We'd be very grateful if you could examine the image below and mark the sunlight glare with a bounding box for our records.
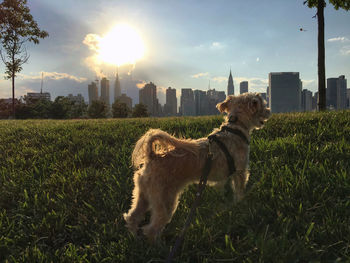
[98,24,145,66]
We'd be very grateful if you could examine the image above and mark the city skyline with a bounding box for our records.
[0,0,350,104]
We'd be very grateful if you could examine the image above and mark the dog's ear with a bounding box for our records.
[217,96,233,113]
[248,97,259,113]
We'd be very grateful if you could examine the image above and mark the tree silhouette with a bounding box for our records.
[88,100,108,118]
[112,100,130,118]
[132,103,149,118]
[0,0,48,118]
[304,0,350,111]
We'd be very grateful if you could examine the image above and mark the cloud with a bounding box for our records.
[191,72,209,79]
[340,45,350,55]
[194,42,226,51]
[210,42,225,49]
[327,37,349,43]
[83,34,101,52]
[18,72,87,83]
[136,81,147,89]
[256,57,260,62]
[211,76,227,83]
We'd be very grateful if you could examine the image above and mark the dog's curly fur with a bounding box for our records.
[123,93,271,241]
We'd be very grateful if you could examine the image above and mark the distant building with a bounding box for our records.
[100,77,110,106]
[114,72,121,101]
[88,81,98,105]
[347,89,350,109]
[67,94,85,104]
[327,75,347,110]
[207,89,226,115]
[164,87,177,116]
[301,89,313,112]
[139,82,158,116]
[268,72,302,113]
[26,92,51,102]
[227,70,234,95]
[194,90,208,116]
[116,93,132,110]
[266,86,270,106]
[312,91,319,111]
[260,93,267,102]
[180,88,195,116]
[240,81,248,94]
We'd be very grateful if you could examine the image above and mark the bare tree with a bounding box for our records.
[0,0,48,118]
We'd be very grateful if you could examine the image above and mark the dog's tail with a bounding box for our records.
[132,129,199,169]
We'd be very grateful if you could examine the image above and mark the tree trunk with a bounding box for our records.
[317,0,326,111]
[12,74,15,118]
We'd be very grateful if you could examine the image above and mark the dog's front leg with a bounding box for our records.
[232,170,249,202]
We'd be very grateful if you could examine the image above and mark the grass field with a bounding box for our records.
[0,111,350,262]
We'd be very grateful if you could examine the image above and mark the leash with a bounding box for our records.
[165,124,249,262]
[165,152,213,263]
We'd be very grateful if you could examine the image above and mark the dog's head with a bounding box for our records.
[217,93,271,129]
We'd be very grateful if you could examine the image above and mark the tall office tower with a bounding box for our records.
[207,89,226,115]
[117,93,132,110]
[164,87,177,116]
[268,72,302,113]
[227,70,234,95]
[100,77,110,105]
[327,75,347,110]
[180,88,195,116]
[302,89,313,112]
[312,91,319,111]
[266,86,270,105]
[194,90,209,116]
[240,81,248,94]
[88,81,98,105]
[139,82,158,116]
[347,89,350,108]
[114,72,121,101]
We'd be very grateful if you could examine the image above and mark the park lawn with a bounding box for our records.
[0,111,349,262]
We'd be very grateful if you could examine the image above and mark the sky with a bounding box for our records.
[0,0,349,105]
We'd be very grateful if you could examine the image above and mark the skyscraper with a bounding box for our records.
[88,81,98,105]
[139,82,158,116]
[268,72,302,113]
[227,70,234,95]
[207,89,226,115]
[180,88,195,116]
[117,93,132,110]
[327,75,347,110]
[194,90,208,116]
[100,77,110,105]
[164,87,177,116]
[240,81,248,94]
[302,89,313,111]
[114,72,121,101]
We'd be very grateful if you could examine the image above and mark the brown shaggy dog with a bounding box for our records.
[124,93,271,241]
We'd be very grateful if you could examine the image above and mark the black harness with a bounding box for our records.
[208,125,249,175]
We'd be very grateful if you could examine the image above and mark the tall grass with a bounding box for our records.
[0,111,349,262]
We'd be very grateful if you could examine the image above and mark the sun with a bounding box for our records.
[97,24,145,66]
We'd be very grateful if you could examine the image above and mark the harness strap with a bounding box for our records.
[208,134,236,175]
[220,126,250,144]
[208,126,249,176]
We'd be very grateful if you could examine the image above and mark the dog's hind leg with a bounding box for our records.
[142,191,179,242]
[123,172,149,235]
